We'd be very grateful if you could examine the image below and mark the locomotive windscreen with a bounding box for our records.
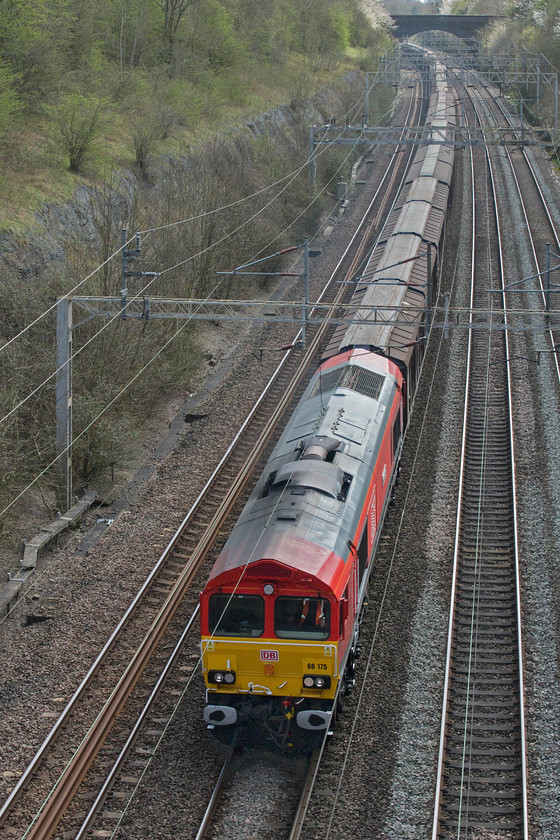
[209,594,264,637]
[274,597,331,640]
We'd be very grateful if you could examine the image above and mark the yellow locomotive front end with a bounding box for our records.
[203,637,338,698]
[201,591,343,747]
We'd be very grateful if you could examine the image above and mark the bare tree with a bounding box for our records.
[153,0,198,47]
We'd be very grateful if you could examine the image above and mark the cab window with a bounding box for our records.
[209,594,264,637]
[274,596,331,640]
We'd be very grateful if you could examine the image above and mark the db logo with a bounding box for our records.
[260,650,279,661]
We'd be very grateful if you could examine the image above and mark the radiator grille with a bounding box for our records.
[310,365,385,401]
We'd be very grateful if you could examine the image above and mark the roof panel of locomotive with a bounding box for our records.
[206,355,399,585]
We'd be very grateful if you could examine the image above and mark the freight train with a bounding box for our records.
[199,56,455,748]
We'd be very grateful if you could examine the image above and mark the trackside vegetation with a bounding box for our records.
[0,0,395,561]
[0,0,390,216]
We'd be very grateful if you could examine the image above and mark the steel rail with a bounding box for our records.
[478,86,528,840]
[22,541,207,840]
[288,748,325,840]
[193,747,237,840]
[74,606,200,839]
[487,90,560,382]
[431,78,477,840]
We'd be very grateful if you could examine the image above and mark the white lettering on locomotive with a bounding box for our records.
[369,485,377,545]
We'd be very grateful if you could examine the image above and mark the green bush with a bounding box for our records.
[56,94,107,173]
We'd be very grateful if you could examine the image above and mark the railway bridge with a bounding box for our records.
[390,14,500,40]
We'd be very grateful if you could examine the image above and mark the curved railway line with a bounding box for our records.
[0,71,428,840]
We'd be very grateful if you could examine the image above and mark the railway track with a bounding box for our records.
[432,74,528,840]
[0,72,429,840]
[193,744,323,840]
[480,84,560,381]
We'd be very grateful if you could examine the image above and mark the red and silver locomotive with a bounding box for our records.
[200,350,404,746]
[199,56,455,747]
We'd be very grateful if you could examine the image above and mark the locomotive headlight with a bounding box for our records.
[302,674,331,690]
[209,670,236,685]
